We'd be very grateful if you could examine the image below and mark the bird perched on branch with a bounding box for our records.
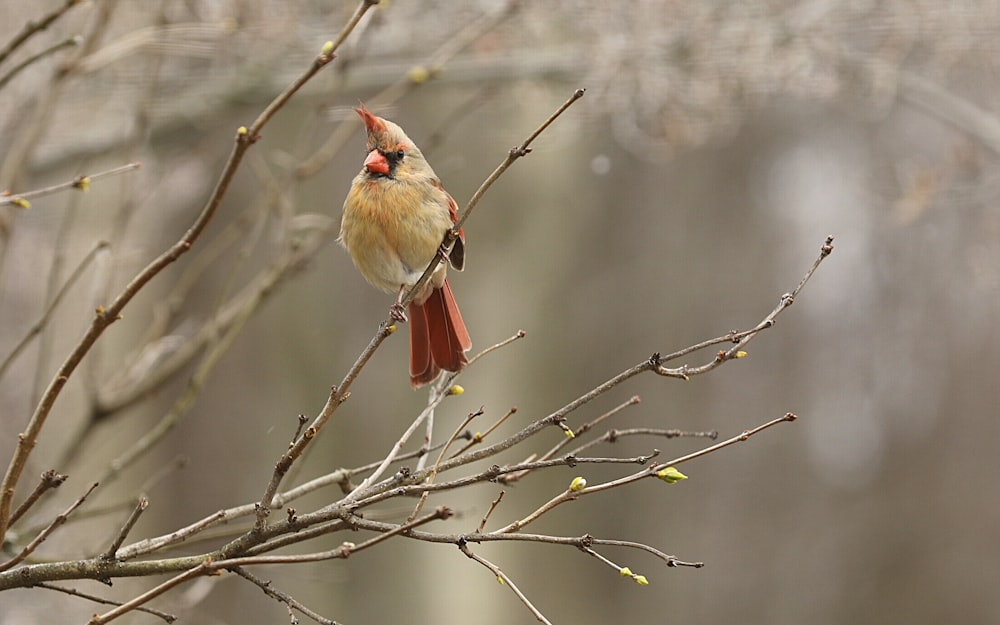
[340,103,471,388]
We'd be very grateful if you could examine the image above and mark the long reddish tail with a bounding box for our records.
[408,278,471,388]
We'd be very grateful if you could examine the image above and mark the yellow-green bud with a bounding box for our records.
[569,476,587,492]
[655,466,688,484]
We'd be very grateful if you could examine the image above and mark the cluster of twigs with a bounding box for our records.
[0,1,835,623]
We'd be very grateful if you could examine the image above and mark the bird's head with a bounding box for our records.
[354,103,430,180]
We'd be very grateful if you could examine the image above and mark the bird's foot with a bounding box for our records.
[389,303,408,323]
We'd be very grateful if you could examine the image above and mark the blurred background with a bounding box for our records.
[1,1,998,623]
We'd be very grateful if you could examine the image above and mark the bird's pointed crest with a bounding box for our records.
[354,102,386,133]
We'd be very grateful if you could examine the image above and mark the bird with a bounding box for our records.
[340,103,471,388]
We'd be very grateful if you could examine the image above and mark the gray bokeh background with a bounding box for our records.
[1,2,998,623]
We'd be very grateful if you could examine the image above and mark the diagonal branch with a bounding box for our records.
[0,16,355,543]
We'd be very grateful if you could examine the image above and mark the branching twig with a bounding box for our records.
[0,34,81,91]
[493,413,797,534]
[477,491,505,533]
[0,241,108,381]
[0,482,97,572]
[566,427,718,458]
[86,560,211,625]
[33,582,176,623]
[408,407,484,521]
[101,496,148,561]
[397,89,587,316]
[231,567,336,625]
[458,541,553,625]
[1,162,140,208]
[8,469,67,527]
[0,28,346,543]
[451,405,518,458]
[0,0,84,68]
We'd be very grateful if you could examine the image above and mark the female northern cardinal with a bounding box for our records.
[340,104,471,388]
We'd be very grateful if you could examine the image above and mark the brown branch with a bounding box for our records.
[32,582,176,623]
[451,405,518,458]
[0,240,108,381]
[457,540,553,625]
[653,235,835,379]
[0,482,97,573]
[492,413,796,534]
[397,88,587,315]
[294,0,519,179]
[0,34,81,91]
[86,560,211,625]
[231,567,337,625]
[569,413,799,503]
[477,491,505,533]
[466,329,527,367]
[0,0,84,68]
[566,427,718,458]
[7,469,67,527]
[408,407,484,521]
[0,29,345,543]
[0,162,140,207]
[101,496,148,561]
[500,395,642,484]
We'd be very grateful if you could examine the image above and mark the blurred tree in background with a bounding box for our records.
[1,1,998,623]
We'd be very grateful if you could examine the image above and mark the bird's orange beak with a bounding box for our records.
[364,149,390,175]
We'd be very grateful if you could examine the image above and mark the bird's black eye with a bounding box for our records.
[394,149,405,161]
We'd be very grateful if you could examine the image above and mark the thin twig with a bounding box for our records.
[33,582,177,623]
[340,390,450,505]
[492,413,797,534]
[458,541,553,625]
[654,235,835,378]
[409,407,484,521]
[220,507,453,569]
[345,453,661,511]
[0,162,140,207]
[8,469,67,527]
[398,89,586,315]
[294,0,519,178]
[101,496,148,561]
[0,240,108,380]
[0,35,81,91]
[451,405,518,458]
[466,329,527,367]
[565,427,717,459]
[0,30,346,543]
[501,395,641,483]
[572,413,800,502]
[87,560,211,625]
[477,491,505,533]
[0,482,97,572]
[0,0,84,67]
[230,567,337,625]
